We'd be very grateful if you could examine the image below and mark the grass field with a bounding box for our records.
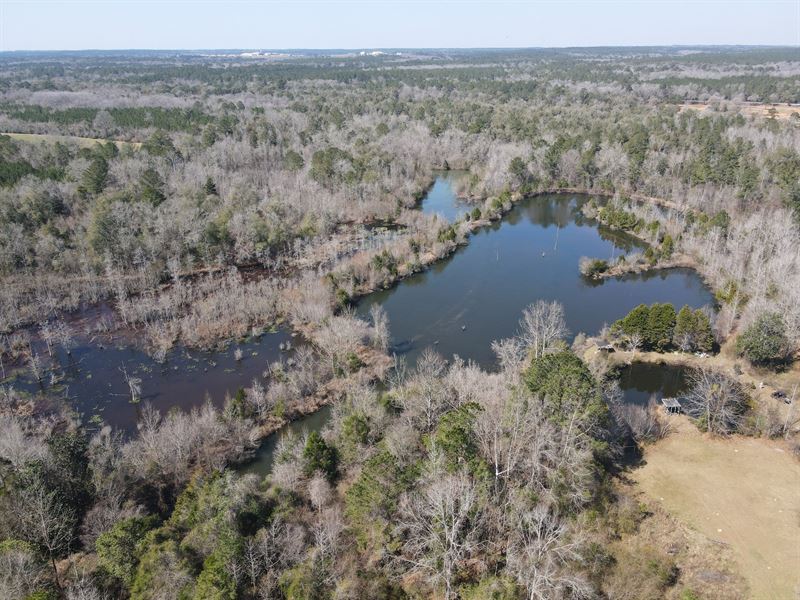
[2,131,141,150]
[633,417,800,599]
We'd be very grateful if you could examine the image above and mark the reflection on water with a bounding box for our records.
[360,185,714,369]
[617,362,692,406]
[7,175,714,477]
[242,178,711,476]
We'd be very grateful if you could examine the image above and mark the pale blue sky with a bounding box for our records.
[1,0,798,51]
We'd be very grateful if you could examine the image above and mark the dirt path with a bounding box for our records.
[633,418,800,599]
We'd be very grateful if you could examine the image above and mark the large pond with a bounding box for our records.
[240,177,712,474]
[359,179,714,369]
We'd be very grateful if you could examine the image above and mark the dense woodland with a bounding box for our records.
[0,47,798,599]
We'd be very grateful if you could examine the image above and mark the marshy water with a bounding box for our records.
[5,174,711,468]
[10,328,296,433]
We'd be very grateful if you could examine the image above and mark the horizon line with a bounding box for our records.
[2,44,797,54]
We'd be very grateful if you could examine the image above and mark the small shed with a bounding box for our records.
[661,398,682,414]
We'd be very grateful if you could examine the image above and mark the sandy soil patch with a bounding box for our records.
[633,418,800,599]
[2,131,141,149]
[680,102,800,122]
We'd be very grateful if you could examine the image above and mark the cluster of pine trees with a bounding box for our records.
[612,303,714,353]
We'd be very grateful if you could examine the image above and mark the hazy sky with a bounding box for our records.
[1,0,798,51]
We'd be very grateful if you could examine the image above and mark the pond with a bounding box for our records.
[3,174,714,472]
[616,361,693,406]
[359,178,715,369]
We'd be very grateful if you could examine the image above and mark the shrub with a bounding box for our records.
[736,312,790,366]
[660,234,674,259]
[303,431,339,481]
[579,257,609,278]
[96,515,159,586]
[437,225,457,243]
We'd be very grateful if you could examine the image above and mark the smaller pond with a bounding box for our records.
[617,361,693,406]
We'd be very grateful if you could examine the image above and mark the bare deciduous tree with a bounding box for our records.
[120,367,142,403]
[397,348,451,433]
[0,540,47,600]
[307,473,332,512]
[684,368,748,435]
[11,484,75,592]
[627,332,644,355]
[518,300,569,359]
[369,304,390,352]
[507,506,592,600]
[396,457,482,600]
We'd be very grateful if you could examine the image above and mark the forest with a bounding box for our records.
[0,46,798,600]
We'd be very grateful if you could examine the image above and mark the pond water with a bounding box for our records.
[8,329,296,434]
[616,361,693,406]
[359,181,715,369]
[241,178,713,475]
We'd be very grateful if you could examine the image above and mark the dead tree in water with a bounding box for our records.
[121,367,142,403]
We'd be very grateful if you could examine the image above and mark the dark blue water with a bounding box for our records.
[617,362,692,406]
[238,178,713,475]
[359,188,714,368]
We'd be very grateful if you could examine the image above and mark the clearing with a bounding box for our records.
[680,102,800,122]
[1,131,141,150]
[633,417,800,599]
